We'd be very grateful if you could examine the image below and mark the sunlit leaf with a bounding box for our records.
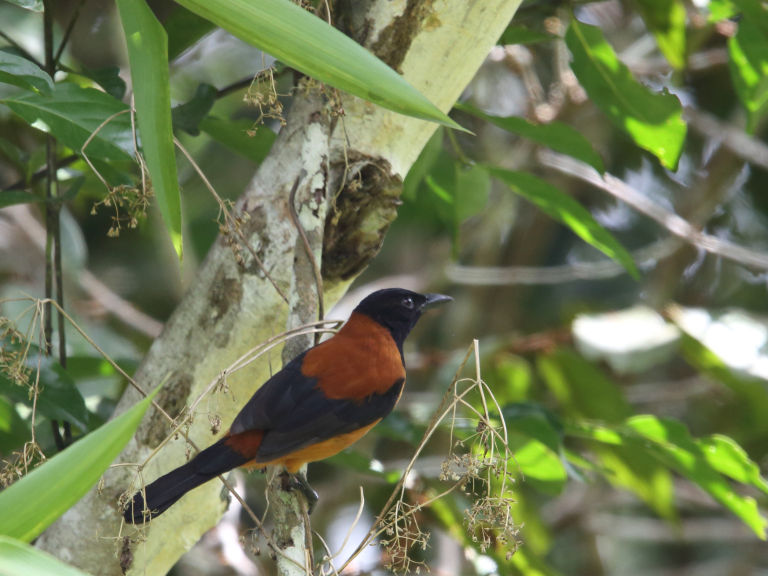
[566,18,687,169]
[116,0,183,262]
[0,51,53,96]
[487,168,639,278]
[2,83,133,162]
[0,386,161,542]
[165,6,217,61]
[709,0,738,21]
[0,350,88,431]
[457,102,605,173]
[508,433,567,495]
[172,84,217,136]
[728,15,768,133]
[501,402,563,455]
[626,416,768,539]
[636,0,687,70]
[199,117,276,164]
[0,536,91,576]
[537,348,633,423]
[174,0,463,130]
[698,435,768,496]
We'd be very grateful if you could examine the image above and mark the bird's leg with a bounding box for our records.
[293,471,319,515]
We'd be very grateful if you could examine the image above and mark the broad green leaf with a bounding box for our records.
[75,65,127,101]
[595,443,677,521]
[537,348,632,423]
[508,433,567,495]
[498,25,556,46]
[626,416,768,539]
[501,402,563,455]
[2,83,133,162]
[0,351,88,431]
[0,191,43,208]
[636,0,687,70]
[199,117,276,164]
[116,0,183,262]
[566,18,686,169]
[487,168,639,278]
[172,84,217,136]
[0,52,53,96]
[402,126,443,200]
[709,0,738,21]
[165,6,218,61]
[0,536,91,576]
[458,102,605,173]
[174,0,463,130]
[0,396,30,455]
[491,354,532,404]
[728,16,768,133]
[455,163,491,223]
[4,0,42,11]
[0,385,161,542]
[698,435,768,496]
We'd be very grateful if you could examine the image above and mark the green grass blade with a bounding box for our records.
[0,536,91,576]
[487,167,639,278]
[175,0,463,130]
[116,0,183,262]
[0,386,161,542]
[566,18,687,170]
[458,102,605,173]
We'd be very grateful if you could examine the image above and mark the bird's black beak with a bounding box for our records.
[420,293,453,311]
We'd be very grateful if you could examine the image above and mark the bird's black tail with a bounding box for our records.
[123,436,250,524]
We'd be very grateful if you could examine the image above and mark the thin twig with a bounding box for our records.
[53,0,87,67]
[539,150,768,271]
[0,29,44,69]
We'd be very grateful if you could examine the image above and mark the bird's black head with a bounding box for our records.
[354,288,452,349]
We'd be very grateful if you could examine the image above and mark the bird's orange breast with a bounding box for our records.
[301,312,405,400]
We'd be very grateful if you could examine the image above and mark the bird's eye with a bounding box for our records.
[403,297,414,309]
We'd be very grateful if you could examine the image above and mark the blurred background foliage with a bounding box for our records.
[2,0,768,575]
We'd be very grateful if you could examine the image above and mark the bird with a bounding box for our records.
[123,288,452,523]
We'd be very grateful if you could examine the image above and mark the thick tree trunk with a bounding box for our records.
[35,1,521,574]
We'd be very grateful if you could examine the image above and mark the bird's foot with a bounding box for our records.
[279,470,318,515]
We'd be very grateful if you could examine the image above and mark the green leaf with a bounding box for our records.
[709,0,738,22]
[458,102,605,173]
[595,443,677,521]
[116,0,183,262]
[0,397,30,456]
[172,84,217,136]
[626,415,767,539]
[698,435,768,496]
[165,6,218,61]
[0,136,27,171]
[76,65,127,101]
[402,126,443,201]
[728,15,768,133]
[325,450,399,483]
[0,191,43,208]
[498,25,556,46]
[487,168,639,278]
[199,117,276,164]
[2,83,133,162]
[566,18,687,169]
[174,0,463,130]
[455,163,491,223]
[635,0,687,70]
[501,402,563,455]
[0,536,91,576]
[0,52,53,96]
[508,433,567,495]
[0,385,161,542]
[537,348,632,423]
[0,351,89,432]
[4,0,42,11]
